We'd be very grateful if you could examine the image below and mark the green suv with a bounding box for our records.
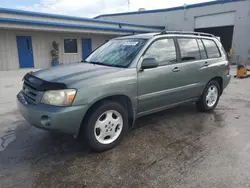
[17,31,231,151]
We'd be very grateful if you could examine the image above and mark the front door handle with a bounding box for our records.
[172,67,180,72]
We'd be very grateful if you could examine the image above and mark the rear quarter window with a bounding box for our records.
[220,44,228,60]
[202,39,221,59]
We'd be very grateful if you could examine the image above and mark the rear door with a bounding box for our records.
[175,37,205,99]
[202,39,224,80]
[195,39,217,93]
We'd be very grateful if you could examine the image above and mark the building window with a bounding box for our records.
[202,39,221,58]
[144,38,177,65]
[177,38,201,62]
[64,38,78,53]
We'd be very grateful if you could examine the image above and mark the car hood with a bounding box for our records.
[32,63,124,85]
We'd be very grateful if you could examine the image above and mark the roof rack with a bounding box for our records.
[157,31,215,37]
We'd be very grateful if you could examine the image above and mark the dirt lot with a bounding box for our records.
[1,68,250,188]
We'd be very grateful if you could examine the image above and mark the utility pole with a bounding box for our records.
[127,0,130,11]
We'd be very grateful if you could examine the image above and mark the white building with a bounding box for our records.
[0,8,164,71]
[2,0,249,71]
[95,0,250,65]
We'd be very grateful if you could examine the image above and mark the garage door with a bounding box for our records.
[195,12,235,29]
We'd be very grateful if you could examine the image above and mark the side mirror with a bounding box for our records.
[141,58,158,70]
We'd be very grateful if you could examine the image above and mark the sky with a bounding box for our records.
[0,0,214,18]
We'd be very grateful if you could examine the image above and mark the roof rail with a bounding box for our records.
[157,31,215,37]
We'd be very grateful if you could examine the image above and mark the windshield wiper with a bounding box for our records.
[83,60,125,68]
[83,60,106,66]
[109,64,125,68]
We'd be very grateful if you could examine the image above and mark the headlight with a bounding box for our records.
[41,89,77,106]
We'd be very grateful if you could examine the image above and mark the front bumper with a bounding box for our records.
[17,92,88,136]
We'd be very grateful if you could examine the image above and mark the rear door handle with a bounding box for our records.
[172,67,180,72]
[204,62,209,67]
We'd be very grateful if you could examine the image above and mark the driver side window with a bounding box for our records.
[144,38,177,66]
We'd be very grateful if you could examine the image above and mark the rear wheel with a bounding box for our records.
[83,101,128,152]
[196,80,220,112]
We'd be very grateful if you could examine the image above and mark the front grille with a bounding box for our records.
[23,80,38,104]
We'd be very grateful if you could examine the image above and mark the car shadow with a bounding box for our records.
[0,103,213,159]
[134,103,199,128]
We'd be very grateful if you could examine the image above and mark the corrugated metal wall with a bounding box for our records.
[0,29,115,71]
[97,0,250,64]
[0,30,19,70]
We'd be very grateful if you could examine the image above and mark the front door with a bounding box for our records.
[82,38,92,60]
[16,36,34,68]
[138,38,183,114]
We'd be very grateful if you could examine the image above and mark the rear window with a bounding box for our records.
[177,38,201,62]
[202,39,221,58]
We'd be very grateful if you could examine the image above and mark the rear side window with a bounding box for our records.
[202,39,221,58]
[144,38,177,65]
[197,39,207,59]
[177,38,201,62]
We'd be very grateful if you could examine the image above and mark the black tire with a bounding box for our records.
[196,80,221,112]
[83,101,128,152]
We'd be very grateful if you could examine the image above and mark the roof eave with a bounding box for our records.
[0,7,165,30]
[0,17,157,34]
[94,0,241,18]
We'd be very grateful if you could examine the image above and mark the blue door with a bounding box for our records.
[82,38,92,60]
[16,36,34,68]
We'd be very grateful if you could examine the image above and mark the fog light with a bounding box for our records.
[41,115,51,126]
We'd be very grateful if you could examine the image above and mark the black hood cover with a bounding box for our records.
[23,72,67,91]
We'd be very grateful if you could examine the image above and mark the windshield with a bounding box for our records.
[84,39,147,68]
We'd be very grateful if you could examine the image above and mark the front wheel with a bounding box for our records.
[83,101,128,152]
[196,80,220,112]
